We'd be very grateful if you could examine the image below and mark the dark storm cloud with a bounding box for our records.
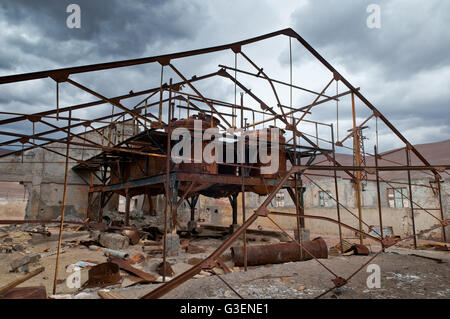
[0,0,448,151]
[282,0,450,147]
[288,0,450,78]
[0,0,205,69]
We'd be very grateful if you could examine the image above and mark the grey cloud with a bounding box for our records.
[289,0,450,78]
[0,0,205,70]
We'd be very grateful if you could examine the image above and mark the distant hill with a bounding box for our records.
[304,139,450,181]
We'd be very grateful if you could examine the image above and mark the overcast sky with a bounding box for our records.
[0,0,448,155]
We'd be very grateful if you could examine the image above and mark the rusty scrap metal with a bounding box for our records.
[109,257,156,282]
[86,262,121,287]
[0,286,47,299]
[231,238,328,267]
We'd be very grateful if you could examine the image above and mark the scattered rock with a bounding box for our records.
[12,244,24,252]
[10,254,41,272]
[0,246,12,254]
[187,257,203,265]
[297,285,306,291]
[98,232,129,250]
[186,244,206,254]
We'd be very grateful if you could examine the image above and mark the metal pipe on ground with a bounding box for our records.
[231,237,328,267]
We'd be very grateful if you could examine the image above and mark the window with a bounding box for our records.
[387,187,409,208]
[319,191,331,207]
[274,192,285,207]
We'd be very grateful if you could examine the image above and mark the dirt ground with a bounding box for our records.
[0,225,449,299]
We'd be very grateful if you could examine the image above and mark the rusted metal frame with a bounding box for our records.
[302,173,377,234]
[39,118,103,149]
[132,90,159,111]
[239,51,288,122]
[336,113,375,146]
[141,212,260,299]
[292,130,358,181]
[175,182,196,210]
[27,139,80,163]
[290,45,305,252]
[287,29,441,179]
[174,88,282,116]
[269,211,382,243]
[249,88,356,130]
[315,249,383,299]
[0,111,112,124]
[219,69,282,125]
[405,148,417,249]
[162,79,174,282]
[0,97,172,157]
[436,178,447,242]
[124,189,131,226]
[300,130,335,146]
[0,29,294,85]
[293,128,305,250]
[331,124,344,251]
[297,165,450,171]
[351,92,364,245]
[88,123,115,146]
[0,78,171,126]
[0,130,167,159]
[266,215,340,278]
[374,146,384,245]
[239,93,248,271]
[210,269,244,299]
[294,77,335,127]
[96,191,104,223]
[66,78,153,127]
[218,64,337,100]
[169,63,232,128]
[142,168,295,299]
[364,169,443,223]
[52,110,72,295]
[174,104,236,118]
[172,91,250,116]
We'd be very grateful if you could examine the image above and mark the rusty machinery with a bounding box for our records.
[0,28,448,298]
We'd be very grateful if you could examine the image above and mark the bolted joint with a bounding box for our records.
[382,236,400,248]
[255,207,269,217]
[49,71,69,83]
[332,277,347,288]
[200,258,216,270]
[441,220,450,227]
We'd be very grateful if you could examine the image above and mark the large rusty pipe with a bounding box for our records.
[231,237,328,267]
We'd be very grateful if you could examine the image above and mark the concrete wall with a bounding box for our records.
[166,176,449,241]
[0,122,138,221]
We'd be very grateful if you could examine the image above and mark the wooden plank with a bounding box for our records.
[98,290,126,299]
[0,267,45,296]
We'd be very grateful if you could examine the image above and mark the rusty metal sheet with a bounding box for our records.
[109,257,156,282]
[87,262,121,287]
[0,286,47,299]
